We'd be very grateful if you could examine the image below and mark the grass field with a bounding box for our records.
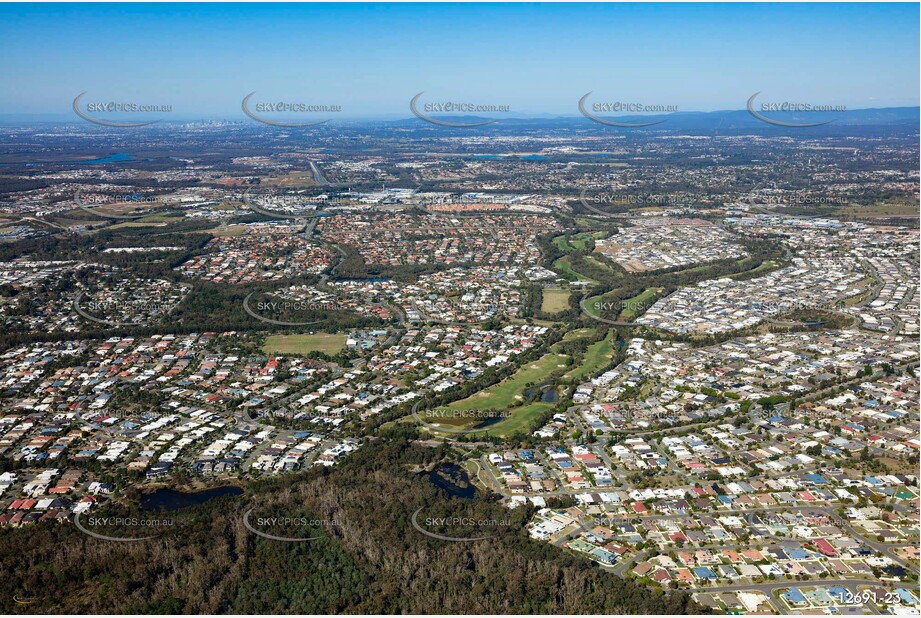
[108,215,183,229]
[206,224,247,237]
[481,401,554,436]
[262,333,346,356]
[416,326,632,437]
[582,289,622,318]
[582,293,603,318]
[840,276,877,307]
[563,327,594,341]
[541,288,571,313]
[260,171,317,188]
[445,352,570,412]
[836,201,918,218]
[727,259,779,280]
[671,256,758,278]
[565,330,615,381]
[509,317,557,327]
[584,254,617,272]
[618,288,663,320]
[552,236,571,252]
[85,202,165,218]
[569,231,607,250]
[553,231,607,253]
[419,400,555,438]
[552,257,595,282]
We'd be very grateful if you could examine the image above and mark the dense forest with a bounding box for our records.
[0,439,703,614]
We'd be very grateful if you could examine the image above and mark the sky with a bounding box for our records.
[1,3,918,119]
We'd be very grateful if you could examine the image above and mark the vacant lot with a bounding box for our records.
[206,224,248,237]
[262,333,346,356]
[541,288,571,313]
[836,200,918,218]
[260,171,318,188]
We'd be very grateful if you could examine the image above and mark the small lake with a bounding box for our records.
[141,486,243,511]
[428,463,477,499]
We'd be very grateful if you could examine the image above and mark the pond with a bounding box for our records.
[428,463,477,500]
[523,384,559,403]
[141,486,244,512]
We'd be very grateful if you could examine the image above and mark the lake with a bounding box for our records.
[85,152,134,164]
[0,152,135,167]
[141,486,244,511]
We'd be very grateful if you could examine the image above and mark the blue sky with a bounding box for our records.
[1,3,918,118]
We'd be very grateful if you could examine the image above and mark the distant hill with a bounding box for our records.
[0,106,917,133]
[379,106,920,134]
